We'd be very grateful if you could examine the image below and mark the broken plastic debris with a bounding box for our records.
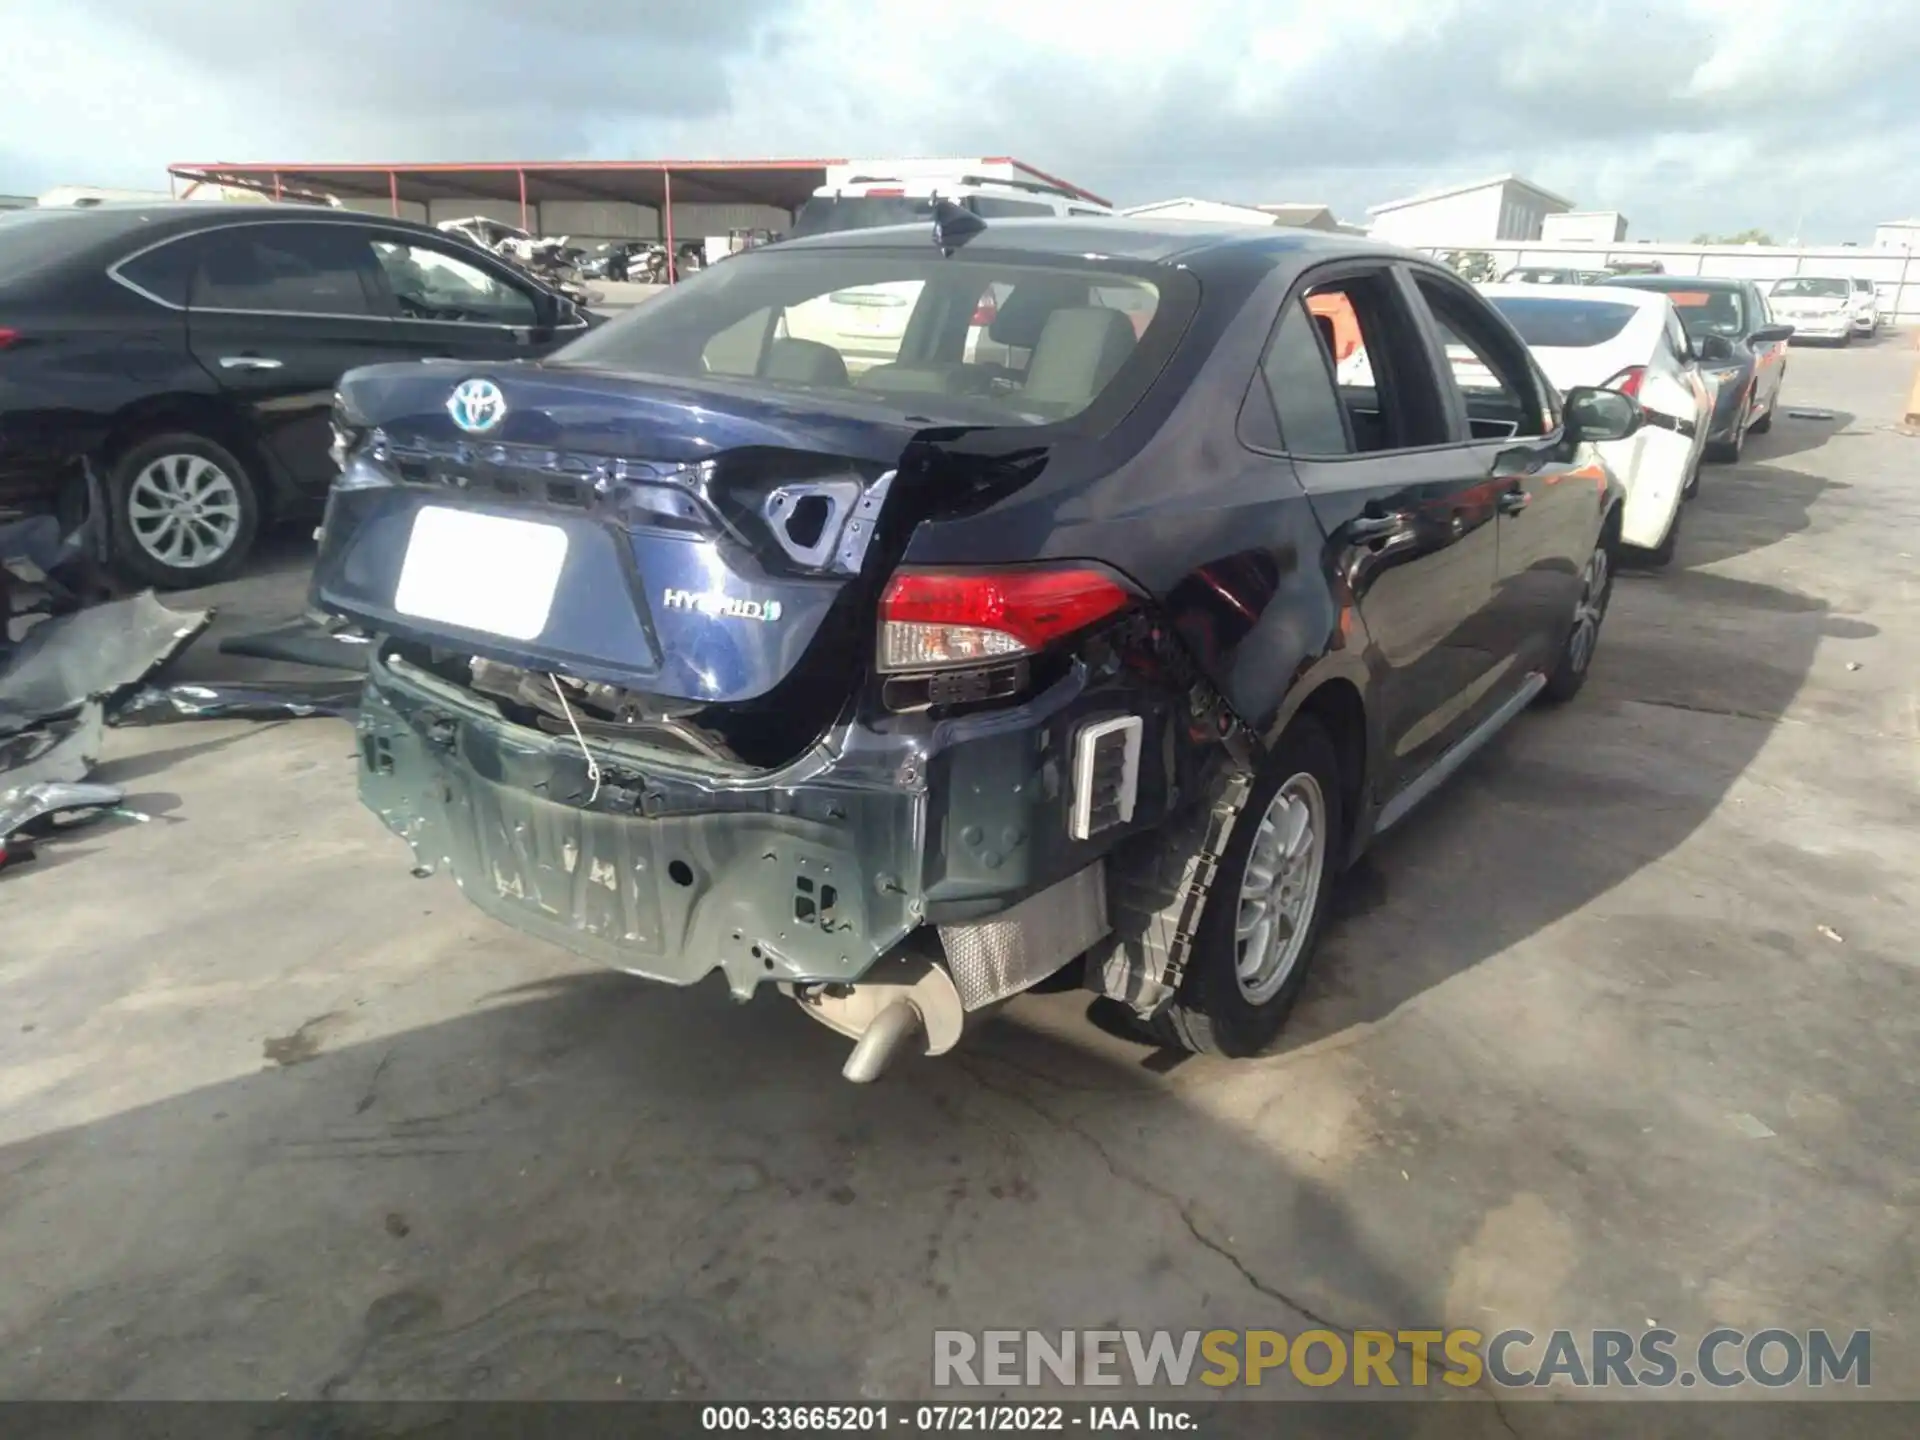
[1785,408,1834,421]
[0,592,211,737]
[1817,924,1844,944]
[107,679,362,726]
[0,780,127,845]
[1729,1112,1777,1140]
[1845,662,1862,672]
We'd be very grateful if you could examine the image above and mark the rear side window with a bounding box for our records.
[1255,300,1351,455]
[1852,278,1874,293]
[1486,297,1638,348]
[188,224,374,315]
[116,240,199,307]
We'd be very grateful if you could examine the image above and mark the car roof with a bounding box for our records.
[771,215,1405,267]
[1481,282,1663,307]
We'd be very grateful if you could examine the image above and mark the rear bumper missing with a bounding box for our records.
[355,648,1172,997]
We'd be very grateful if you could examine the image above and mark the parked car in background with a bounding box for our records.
[783,173,1113,372]
[1848,277,1881,335]
[1602,275,1792,462]
[1482,284,1712,563]
[313,218,1642,1076]
[1767,276,1855,345]
[0,204,590,583]
[1502,266,1596,286]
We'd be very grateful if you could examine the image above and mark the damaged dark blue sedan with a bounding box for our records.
[312,215,1641,1079]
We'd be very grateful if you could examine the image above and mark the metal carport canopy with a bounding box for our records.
[164,158,1109,222]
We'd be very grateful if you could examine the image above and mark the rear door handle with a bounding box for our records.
[218,355,284,371]
[1497,488,1531,515]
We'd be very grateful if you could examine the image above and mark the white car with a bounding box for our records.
[1482,284,1715,565]
[1847,277,1881,335]
[781,174,1112,374]
[1767,276,1854,344]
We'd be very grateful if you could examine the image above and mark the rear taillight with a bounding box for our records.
[970,294,998,327]
[0,327,20,350]
[866,187,906,197]
[878,566,1136,672]
[1604,365,1647,400]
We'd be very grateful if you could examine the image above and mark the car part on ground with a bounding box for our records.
[0,701,102,789]
[108,678,363,726]
[0,779,130,872]
[315,216,1630,1078]
[0,591,210,737]
[217,616,373,672]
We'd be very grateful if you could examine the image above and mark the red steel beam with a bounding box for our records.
[663,167,676,283]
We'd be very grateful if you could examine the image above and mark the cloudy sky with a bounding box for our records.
[2,0,1915,242]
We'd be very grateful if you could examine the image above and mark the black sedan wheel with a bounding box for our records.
[107,432,261,588]
[1541,537,1614,703]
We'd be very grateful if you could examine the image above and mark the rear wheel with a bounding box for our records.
[106,432,260,588]
[1152,717,1344,1057]
[1749,402,1773,436]
[1541,533,1614,703]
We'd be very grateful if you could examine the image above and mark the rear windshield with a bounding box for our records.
[0,206,157,283]
[1770,277,1849,299]
[548,247,1192,430]
[1489,296,1638,347]
[789,197,938,238]
[1609,280,1747,337]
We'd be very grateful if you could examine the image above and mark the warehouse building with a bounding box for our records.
[1366,174,1573,246]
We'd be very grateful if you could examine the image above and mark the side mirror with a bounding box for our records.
[1748,323,1793,346]
[1698,333,1735,362]
[1563,386,1642,444]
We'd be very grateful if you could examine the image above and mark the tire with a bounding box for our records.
[106,432,260,588]
[1540,530,1615,704]
[1681,446,1703,499]
[1749,403,1773,436]
[1706,400,1747,464]
[1151,717,1345,1057]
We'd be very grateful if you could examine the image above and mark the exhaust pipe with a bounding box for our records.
[841,999,924,1084]
[786,944,966,1083]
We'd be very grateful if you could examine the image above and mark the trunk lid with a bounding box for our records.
[313,360,930,704]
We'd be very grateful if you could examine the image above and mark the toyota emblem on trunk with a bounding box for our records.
[447,378,506,434]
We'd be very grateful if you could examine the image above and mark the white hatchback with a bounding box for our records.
[1483,284,1716,564]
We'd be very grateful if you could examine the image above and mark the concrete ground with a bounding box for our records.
[1,336,1916,1420]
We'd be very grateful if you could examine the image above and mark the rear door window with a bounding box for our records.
[1241,267,1448,456]
[187,224,376,315]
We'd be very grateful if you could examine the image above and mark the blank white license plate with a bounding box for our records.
[393,507,568,641]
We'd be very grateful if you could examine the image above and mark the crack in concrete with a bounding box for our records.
[955,1051,1527,1416]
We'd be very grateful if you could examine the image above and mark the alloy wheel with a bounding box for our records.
[126,454,243,571]
[1234,773,1328,1004]
[1567,544,1611,675]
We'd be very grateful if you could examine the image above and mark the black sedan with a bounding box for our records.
[312,217,1640,1074]
[0,203,590,584]
[1602,274,1793,462]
